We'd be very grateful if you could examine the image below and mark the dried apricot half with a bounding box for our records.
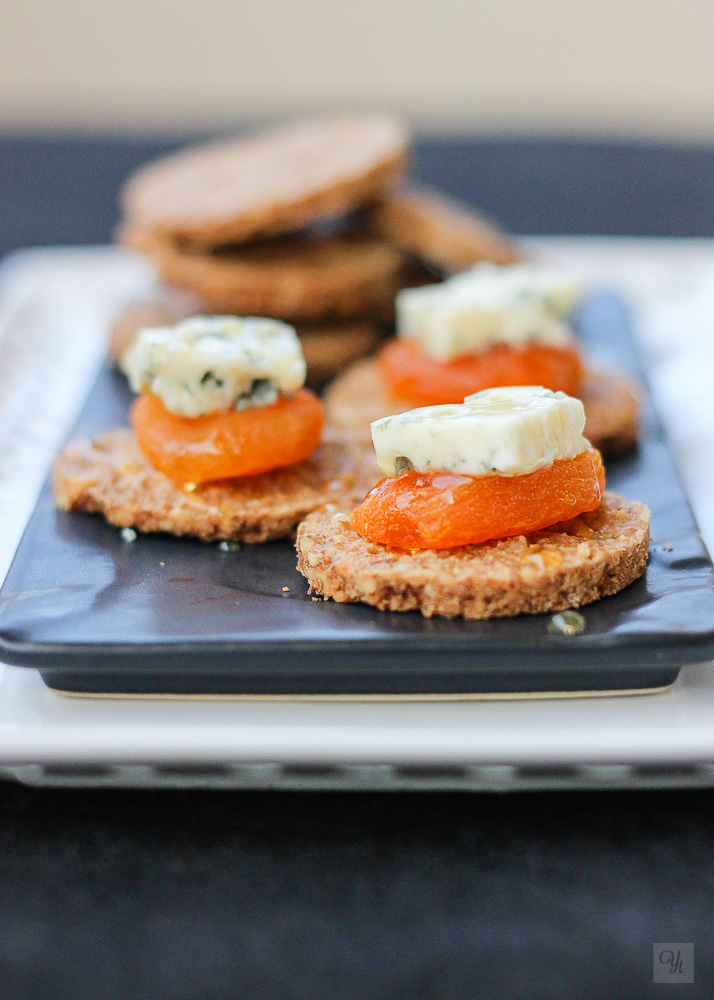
[352,447,605,550]
[379,338,584,405]
[132,389,325,484]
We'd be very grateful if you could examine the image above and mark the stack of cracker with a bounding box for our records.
[112,114,522,382]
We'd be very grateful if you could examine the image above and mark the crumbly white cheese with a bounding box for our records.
[122,316,306,417]
[396,262,583,362]
[371,386,588,477]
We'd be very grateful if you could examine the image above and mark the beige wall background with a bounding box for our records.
[2,0,714,137]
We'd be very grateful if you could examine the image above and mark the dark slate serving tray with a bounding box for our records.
[1,292,713,696]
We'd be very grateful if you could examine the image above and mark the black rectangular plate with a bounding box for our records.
[1,292,714,695]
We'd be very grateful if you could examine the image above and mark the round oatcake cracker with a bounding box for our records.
[54,428,381,544]
[296,494,650,619]
[120,115,409,249]
[324,357,639,457]
[119,227,407,322]
[371,186,523,271]
[109,291,382,384]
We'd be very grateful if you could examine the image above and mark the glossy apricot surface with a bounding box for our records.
[351,448,605,550]
[379,339,584,405]
[132,389,325,484]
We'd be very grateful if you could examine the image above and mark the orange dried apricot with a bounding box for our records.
[379,339,584,405]
[132,389,325,484]
[352,447,605,550]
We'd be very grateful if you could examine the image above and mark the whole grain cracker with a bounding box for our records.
[296,494,649,619]
[371,186,523,271]
[119,226,406,322]
[121,115,409,249]
[54,428,380,544]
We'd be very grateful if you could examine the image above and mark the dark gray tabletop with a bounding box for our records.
[1,132,713,999]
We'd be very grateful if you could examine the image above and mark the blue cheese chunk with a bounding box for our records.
[122,316,306,417]
[396,262,583,362]
[371,386,588,477]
